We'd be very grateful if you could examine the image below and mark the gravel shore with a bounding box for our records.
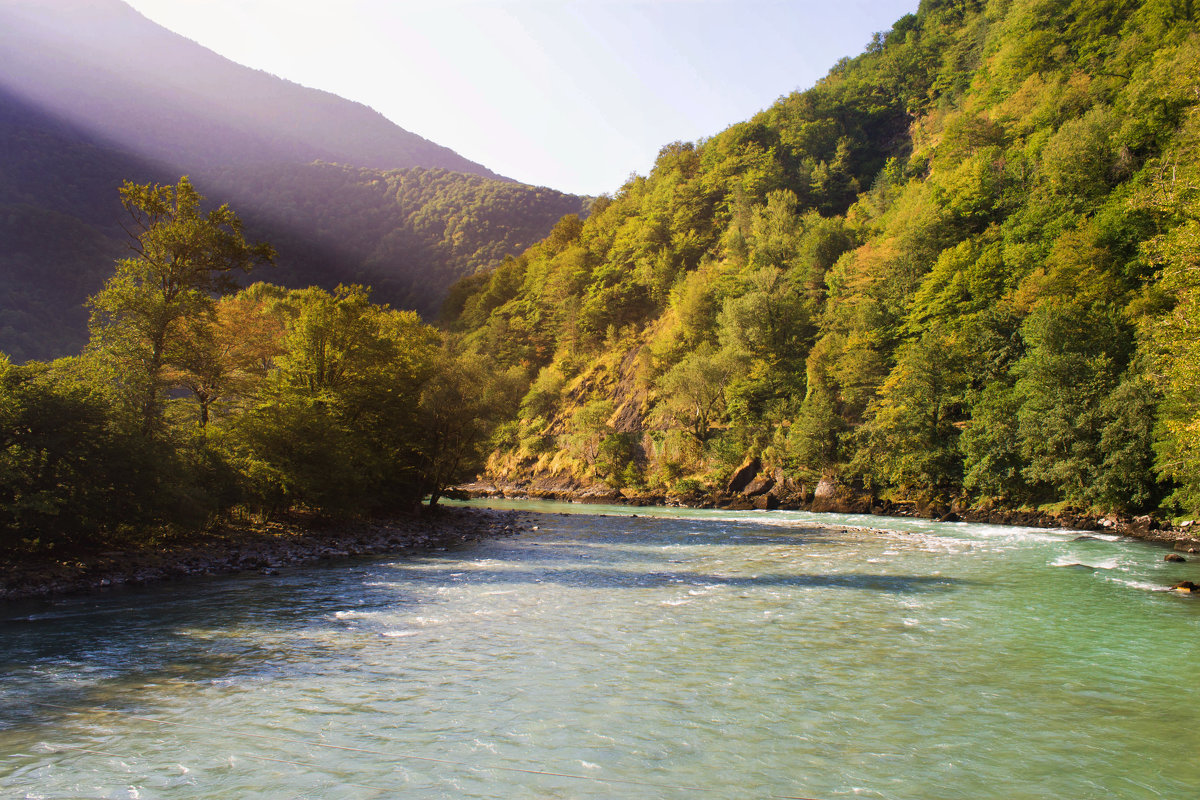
[0,507,529,602]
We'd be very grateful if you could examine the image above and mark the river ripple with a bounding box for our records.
[2,500,1199,799]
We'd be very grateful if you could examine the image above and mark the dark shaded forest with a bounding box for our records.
[2,178,522,553]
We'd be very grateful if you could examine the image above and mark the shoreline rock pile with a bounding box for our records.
[460,476,1200,550]
[0,507,529,602]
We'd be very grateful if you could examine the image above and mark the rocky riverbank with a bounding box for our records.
[461,467,1200,553]
[0,507,529,602]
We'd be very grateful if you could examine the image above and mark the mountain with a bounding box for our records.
[0,0,585,361]
[207,162,587,316]
[0,0,503,179]
[445,0,1200,516]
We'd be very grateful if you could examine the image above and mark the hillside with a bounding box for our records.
[446,0,1200,517]
[0,0,585,361]
[209,162,587,316]
[0,0,501,178]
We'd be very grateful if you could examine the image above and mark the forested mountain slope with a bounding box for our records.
[0,0,585,361]
[214,163,586,316]
[446,0,1200,516]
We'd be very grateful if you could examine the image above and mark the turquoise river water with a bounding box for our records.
[2,500,1199,799]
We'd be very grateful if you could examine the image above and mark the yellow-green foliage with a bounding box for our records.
[3,181,523,549]
[448,0,1200,513]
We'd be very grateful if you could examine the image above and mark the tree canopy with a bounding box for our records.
[443,0,1200,517]
[2,180,518,554]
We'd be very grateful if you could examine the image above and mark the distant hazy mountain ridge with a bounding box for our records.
[0,0,504,178]
[0,0,584,360]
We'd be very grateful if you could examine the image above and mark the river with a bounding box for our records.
[2,500,1199,799]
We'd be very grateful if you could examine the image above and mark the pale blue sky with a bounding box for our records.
[123,0,920,195]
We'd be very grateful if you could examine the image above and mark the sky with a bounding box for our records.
[122,0,921,196]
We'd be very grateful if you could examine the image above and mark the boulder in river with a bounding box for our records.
[1165,553,1187,563]
[1170,581,1199,593]
[753,493,779,510]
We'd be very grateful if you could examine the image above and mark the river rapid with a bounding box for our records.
[2,500,1199,799]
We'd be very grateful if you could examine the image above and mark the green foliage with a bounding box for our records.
[653,343,738,445]
[961,382,1026,501]
[229,284,442,514]
[4,176,524,552]
[416,347,524,505]
[0,356,229,548]
[87,177,274,433]
[862,327,968,498]
[446,0,1200,515]
[1013,304,1127,505]
[1140,106,1200,511]
[1097,374,1161,509]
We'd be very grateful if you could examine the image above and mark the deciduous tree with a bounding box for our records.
[88,177,273,434]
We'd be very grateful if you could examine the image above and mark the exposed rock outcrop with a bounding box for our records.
[741,474,776,497]
[726,458,762,495]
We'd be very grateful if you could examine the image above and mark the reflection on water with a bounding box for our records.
[2,502,1199,799]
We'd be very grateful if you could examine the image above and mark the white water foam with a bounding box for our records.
[1051,556,1123,570]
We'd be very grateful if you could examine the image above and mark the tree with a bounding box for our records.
[1014,304,1127,505]
[167,292,285,429]
[88,177,274,434]
[786,377,846,481]
[232,285,441,514]
[0,357,167,547]
[962,382,1027,502]
[862,326,968,497]
[653,343,739,445]
[1140,110,1200,512]
[417,349,523,507]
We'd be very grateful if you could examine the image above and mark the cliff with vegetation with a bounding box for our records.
[445,0,1200,519]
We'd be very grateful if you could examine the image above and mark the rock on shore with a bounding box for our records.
[460,478,1200,550]
[0,507,528,602]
